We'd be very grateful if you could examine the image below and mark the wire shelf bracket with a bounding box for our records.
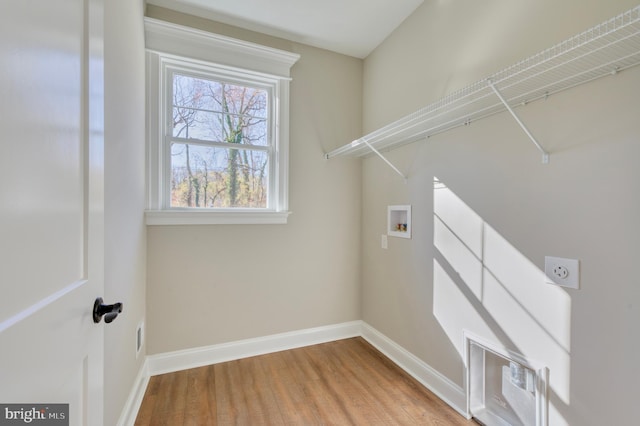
[324,138,409,182]
[324,5,640,163]
[362,138,408,182]
[487,79,550,164]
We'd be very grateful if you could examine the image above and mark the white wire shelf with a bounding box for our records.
[325,5,640,160]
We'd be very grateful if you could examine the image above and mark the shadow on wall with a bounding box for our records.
[432,176,572,425]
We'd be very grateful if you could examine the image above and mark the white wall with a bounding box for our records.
[104,1,147,425]
[362,1,639,425]
[144,7,363,355]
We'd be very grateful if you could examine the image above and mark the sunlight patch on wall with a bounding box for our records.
[433,258,500,353]
[483,225,571,352]
[432,176,572,416]
[434,209,483,299]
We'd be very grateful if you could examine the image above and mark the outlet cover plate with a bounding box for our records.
[545,256,580,289]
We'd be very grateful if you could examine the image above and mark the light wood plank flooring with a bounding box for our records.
[135,337,474,425]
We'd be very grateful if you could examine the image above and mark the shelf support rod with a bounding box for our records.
[487,79,550,164]
[360,138,408,183]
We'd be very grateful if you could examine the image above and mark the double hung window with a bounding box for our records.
[169,68,271,209]
[145,18,299,225]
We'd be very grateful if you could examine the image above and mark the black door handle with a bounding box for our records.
[93,297,123,323]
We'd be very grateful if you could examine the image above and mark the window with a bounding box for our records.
[169,68,271,209]
[145,18,299,225]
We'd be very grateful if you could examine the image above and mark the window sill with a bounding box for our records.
[145,210,291,225]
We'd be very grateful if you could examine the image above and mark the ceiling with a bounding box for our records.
[146,0,424,58]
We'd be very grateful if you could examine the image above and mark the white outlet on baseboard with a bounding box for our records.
[545,256,580,289]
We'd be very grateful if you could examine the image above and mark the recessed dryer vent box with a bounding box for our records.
[388,205,411,238]
[465,333,549,426]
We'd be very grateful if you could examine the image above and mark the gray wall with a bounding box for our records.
[104,1,147,425]
[361,1,639,425]
[144,6,363,355]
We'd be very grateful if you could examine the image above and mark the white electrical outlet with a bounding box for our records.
[545,256,580,289]
[381,234,388,249]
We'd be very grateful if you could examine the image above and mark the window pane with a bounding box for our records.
[172,73,268,145]
[173,74,218,111]
[172,108,223,140]
[172,108,267,146]
[170,143,269,208]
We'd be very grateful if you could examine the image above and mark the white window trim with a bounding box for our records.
[144,18,299,225]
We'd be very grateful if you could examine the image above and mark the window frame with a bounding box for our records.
[163,61,276,211]
[144,18,299,225]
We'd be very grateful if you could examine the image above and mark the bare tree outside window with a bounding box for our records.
[170,73,269,208]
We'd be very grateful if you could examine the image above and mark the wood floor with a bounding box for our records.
[135,337,474,425]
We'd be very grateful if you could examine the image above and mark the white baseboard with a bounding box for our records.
[116,359,150,426]
[121,320,467,424]
[360,323,468,418]
[147,320,362,376]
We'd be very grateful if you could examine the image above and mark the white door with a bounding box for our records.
[0,0,106,425]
